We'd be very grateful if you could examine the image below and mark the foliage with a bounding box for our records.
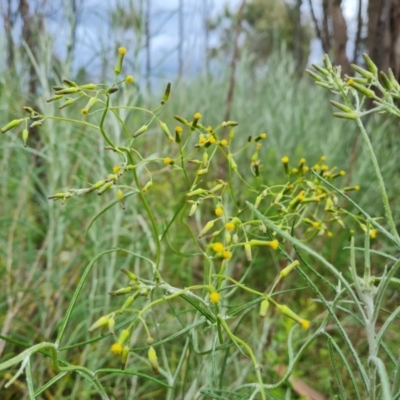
[209,0,313,68]
[0,45,400,400]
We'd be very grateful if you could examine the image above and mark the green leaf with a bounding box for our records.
[328,337,348,400]
[34,372,69,397]
[369,356,392,400]
[85,191,138,235]
[95,368,172,388]
[56,248,121,346]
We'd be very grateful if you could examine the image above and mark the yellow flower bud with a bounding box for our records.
[161,82,171,104]
[115,47,127,76]
[188,201,198,217]
[121,346,130,370]
[244,242,252,261]
[108,317,116,335]
[117,329,131,346]
[46,94,64,103]
[222,250,232,260]
[133,125,148,138]
[229,154,237,170]
[160,122,174,141]
[88,316,110,333]
[111,342,123,354]
[249,239,279,250]
[22,129,29,147]
[259,299,269,317]
[210,291,221,304]
[212,242,224,253]
[97,181,113,195]
[215,207,224,217]
[142,181,153,193]
[148,346,159,374]
[276,303,310,329]
[279,260,300,278]
[1,119,23,133]
[117,189,125,210]
[163,157,173,165]
[225,222,235,231]
[82,97,98,115]
[175,125,183,143]
[198,220,215,238]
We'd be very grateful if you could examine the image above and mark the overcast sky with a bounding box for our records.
[43,0,362,82]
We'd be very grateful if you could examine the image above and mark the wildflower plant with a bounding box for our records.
[1,47,399,399]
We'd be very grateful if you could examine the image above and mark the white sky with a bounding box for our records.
[43,0,363,80]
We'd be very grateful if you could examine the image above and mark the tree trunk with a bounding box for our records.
[2,0,15,69]
[368,0,400,79]
[224,0,246,123]
[294,0,303,73]
[328,0,351,74]
[353,0,363,63]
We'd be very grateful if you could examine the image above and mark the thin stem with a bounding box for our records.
[218,316,266,400]
[125,149,162,282]
[99,94,116,148]
[355,117,400,246]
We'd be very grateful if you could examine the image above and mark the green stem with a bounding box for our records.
[355,117,400,246]
[99,95,116,148]
[138,285,208,317]
[0,342,109,399]
[125,149,162,282]
[218,316,266,400]
[38,115,99,131]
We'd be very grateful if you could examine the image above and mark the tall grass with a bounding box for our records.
[1,41,399,399]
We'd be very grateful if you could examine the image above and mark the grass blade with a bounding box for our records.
[55,248,121,346]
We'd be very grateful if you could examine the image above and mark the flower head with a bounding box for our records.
[210,291,221,304]
[212,242,224,253]
[163,157,173,165]
[268,239,279,250]
[215,207,224,216]
[300,319,310,330]
[225,222,235,231]
[222,250,232,260]
[125,75,134,84]
[111,342,123,355]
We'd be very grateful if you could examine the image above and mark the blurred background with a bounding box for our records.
[1,0,399,88]
[1,1,400,399]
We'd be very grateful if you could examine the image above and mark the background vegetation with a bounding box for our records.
[1,1,399,399]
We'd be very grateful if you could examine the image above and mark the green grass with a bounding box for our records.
[1,47,399,399]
